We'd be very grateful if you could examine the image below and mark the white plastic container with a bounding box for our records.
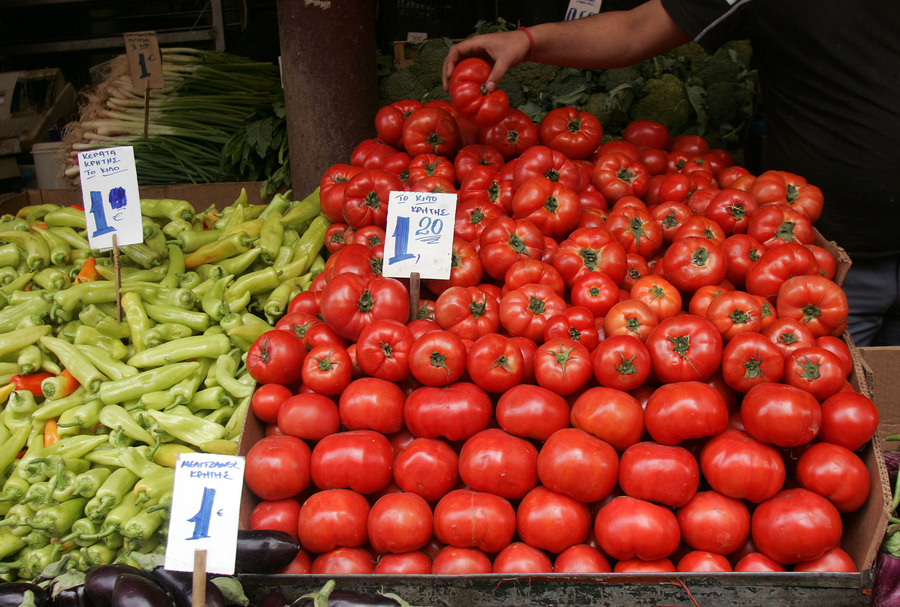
[31,141,69,189]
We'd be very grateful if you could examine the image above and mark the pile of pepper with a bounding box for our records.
[0,187,329,582]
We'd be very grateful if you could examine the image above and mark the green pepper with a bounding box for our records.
[203,405,236,425]
[29,497,89,537]
[120,509,164,542]
[214,352,255,399]
[32,386,87,422]
[98,361,201,405]
[184,231,258,268]
[0,272,36,300]
[140,198,195,223]
[60,517,100,547]
[176,228,222,253]
[259,190,293,220]
[187,386,234,413]
[0,530,25,561]
[127,334,231,368]
[160,244,185,289]
[264,276,306,322]
[53,280,118,313]
[33,266,70,292]
[73,326,129,360]
[80,541,116,567]
[76,345,136,381]
[120,281,195,310]
[143,302,210,333]
[20,480,52,507]
[39,335,107,393]
[21,543,63,579]
[257,210,284,266]
[132,469,174,506]
[0,324,51,359]
[99,404,156,445]
[163,357,211,410]
[143,323,194,349]
[122,243,161,269]
[16,344,43,375]
[142,217,169,258]
[280,188,321,229]
[73,467,111,498]
[48,225,90,251]
[117,446,166,479]
[43,207,87,229]
[161,218,193,239]
[0,230,48,271]
[224,267,281,306]
[223,395,251,440]
[94,263,168,284]
[0,502,36,536]
[177,271,202,290]
[120,292,150,354]
[0,243,21,267]
[201,275,233,322]
[57,397,103,436]
[32,226,70,266]
[0,474,31,505]
[144,408,225,448]
[77,305,131,340]
[200,248,261,281]
[84,467,138,522]
[3,391,37,434]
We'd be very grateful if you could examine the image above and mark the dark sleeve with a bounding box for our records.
[659,0,753,52]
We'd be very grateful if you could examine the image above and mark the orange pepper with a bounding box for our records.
[73,256,99,283]
[44,418,60,447]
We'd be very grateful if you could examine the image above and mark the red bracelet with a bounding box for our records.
[518,26,535,61]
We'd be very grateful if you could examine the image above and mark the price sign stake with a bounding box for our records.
[383,190,457,281]
[164,453,245,575]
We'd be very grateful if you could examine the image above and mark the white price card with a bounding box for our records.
[383,190,457,280]
[565,0,602,20]
[164,453,245,575]
[78,146,143,251]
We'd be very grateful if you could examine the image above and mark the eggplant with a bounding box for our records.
[111,574,173,607]
[289,582,400,607]
[84,565,146,607]
[874,549,900,606]
[146,567,225,607]
[0,582,50,607]
[255,591,286,607]
[234,530,299,574]
[53,584,94,607]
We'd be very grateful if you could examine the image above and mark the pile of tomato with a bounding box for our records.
[241,57,881,576]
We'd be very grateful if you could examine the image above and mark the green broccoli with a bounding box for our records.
[582,90,632,137]
[596,65,643,92]
[408,38,454,92]
[629,73,694,134]
[693,47,745,88]
[379,68,428,106]
[508,62,560,94]
[497,73,527,109]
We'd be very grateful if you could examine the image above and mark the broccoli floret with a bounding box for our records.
[408,38,454,92]
[670,42,710,71]
[424,84,451,104]
[582,90,632,137]
[723,40,753,68]
[497,73,526,109]
[508,62,560,94]
[693,47,745,88]
[379,68,428,106]
[596,65,643,92]
[544,67,593,107]
[629,73,694,134]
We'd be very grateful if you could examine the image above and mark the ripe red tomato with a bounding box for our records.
[433,285,501,341]
[392,437,459,502]
[499,283,568,343]
[310,430,394,494]
[700,428,785,504]
[247,330,306,386]
[300,344,352,396]
[795,442,870,513]
[374,99,423,146]
[406,329,467,387]
[319,274,410,341]
[782,345,846,401]
[367,492,434,554]
[793,547,857,573]
[594,496,681,561]
[705,290,764,342]
[590,334,652,391]
[404,381,493,441]
[751,488,843,565]
[433,489,517,553]
[643,381,728,445]
[401,106,461,157]
[554,544,612,573]
[245,435,311,500]
[449,57,509,128]
[623,119,669,149]
[533,338,593,396]
[775,274,849,338]
[660,236,728,293]
[570,386,645,452]
[277,393,341,441]
[516,486,592,554]
[592,153,650,204]
[494,384,570,441]
[629,274,683,321]
[552,226,628,287]
[430,547,492,574]
[538,107,603,160]
[677,551,734,572]
[250,383,292,424]
[720,331,785,393]
[568,271,621,318]
[480,108,539,160]
[818,390,879,451]
[466,333,526,394]
[762,317,817,357]
[537,427,619,504]
[734,552,786,572]
[602,299,659,343]
[618,441,700,508]
[297,488,370,554]
[373,551,432,574]
[741,382,821,448]
[676,490,751,556]
[250,498,302,540]
[645,315,724,383]
[492,543,554,573]
[458,428,539,499]
[338,377,406,434]
[721,234,766,288]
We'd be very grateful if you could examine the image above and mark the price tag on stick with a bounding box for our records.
[382,190,457,280]
[164,453,245,575]
[78,146,143,251]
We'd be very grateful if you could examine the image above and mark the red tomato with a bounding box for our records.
[568,271,621,318]
[495,384,570,441]
[453,197,506,245]
[746,203,815,249]
[310,430,394,494]
[554,545,612,573]
[605,206,664,258]
[465,333,525,394]
[297,488,370,553]
[815,335,853,377]
[373,551,432,574]
[614,558,676,573]
[245,435,311,500]
[745,242,819,300]
[501,258,566,298]
[433,489,516,553]
[793,547,857,572]
[533,338,593,396]
[404,381,492,441]
[677,551,733,572]
[401,106,461,157]
[250,383,292,424]
[643,381,729,445]
[700,429,785,503]
[734,552,786,572]
[618,441,700,508]
[651,201,693,244]
[430,546,492,574]
[250,498,302,540]
[751,488,842,565]
[602,299,659,343]
[511,176,582,239]
[406,329,467,387]
[499,283,568,343]
[623,119,669,149]
[741,382,822,447]
[661,237,728,293]
[720,331,785,393]
[672,215,727,247]
[277,393,341,441]
[592,153,650,204]
[279,550,312,574]
[762,317,817,357]
[320,164,365,225]
[458,428,539,500]
[340,168,404,229]
[449,57,509,128]
[570,386,645,452]
[319,274,409,341]
[513,145,582,191]
[338,377,406,434]
[538,107,603,160]
[590,334,652,391]
[704,188,758,235]
[795,442,870,513]
[374,99,423,146]
[676,490,750,555]
[705,289,764,342]
[594,496,681,561]
[300,344,352,396]
[516,486,592,554]
[775,274,849,337]
[721,233,766,288]
[782,346,846,401]
[645,315,724,383]
[478,216,545,280]
[492,543,553,573]
[433,285,501,341]
[480,107,539,160]
[537,428,619,504]
[629,275,683,321]
[367,492,434,554]
[392,437,459,503]
[247,330,306,386]
[818,390,879,451]
[552,226,628,287]
[287,290,321,317]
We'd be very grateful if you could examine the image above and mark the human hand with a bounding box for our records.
[442,30,532,91]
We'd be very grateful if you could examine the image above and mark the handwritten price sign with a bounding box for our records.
[383,190,457,280]
[77,146,143,250]
[164,453,245,575]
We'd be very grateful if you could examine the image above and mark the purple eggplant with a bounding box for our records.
[874,549,900,606]
[0,582,49,607]
[289,582,401,607]
[53,584,94,607]
[84,564,144,607]
[256,591,287,607]
[146,567,225,607]
[111,574,173,607]
[235,530,299,574]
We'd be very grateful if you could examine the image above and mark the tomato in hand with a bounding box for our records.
[449,57,509,128]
